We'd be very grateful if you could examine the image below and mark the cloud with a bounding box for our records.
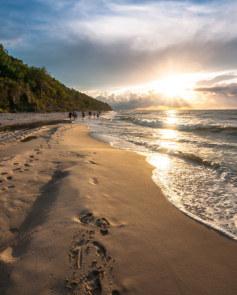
[96,91,190,110]
[194,73,237,108]
[1,0,237,109]
[196,73,237,87]
[3,1,237,74]
[196,83,237,97]
[52,0,237,52]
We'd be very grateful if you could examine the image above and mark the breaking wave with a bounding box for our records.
[123,117,237,134]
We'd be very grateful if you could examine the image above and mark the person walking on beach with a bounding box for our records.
[72,111,78,121]
[68,112,73,122]
[81,111,85,119]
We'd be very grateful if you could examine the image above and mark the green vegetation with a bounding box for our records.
[0,44,111,112]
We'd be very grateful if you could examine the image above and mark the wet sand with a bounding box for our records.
[0,124,236,295]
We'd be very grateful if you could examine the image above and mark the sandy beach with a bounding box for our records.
[0,123,237,295]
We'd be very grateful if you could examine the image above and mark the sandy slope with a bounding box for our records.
[0,124,236,295]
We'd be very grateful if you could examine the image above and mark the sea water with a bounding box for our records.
[86,110,237,240]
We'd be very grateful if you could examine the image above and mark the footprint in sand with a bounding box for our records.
[66,230,119,294]
[77,211,110,236]
[20,135,37,142]
[8,185,15,189]
[1,187,8,192]
[95,218,110,236]
[0,247,17,263]
[9,227,19,234]
[88,160,97,165]
[79,211,95,225]
[89,177,99,185]
[34,148,41,155]
[92,241,108,260]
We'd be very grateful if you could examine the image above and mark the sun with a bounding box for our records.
[100,72,200,108]
[150,74,197,100]
[159,76,188,98]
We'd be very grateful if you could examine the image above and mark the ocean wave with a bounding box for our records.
[149,166,237,241]
[122,117,237,134]
[157,148,221,169]
[89,110,237,241]
[127,139,221,169]
[101,111,118,120]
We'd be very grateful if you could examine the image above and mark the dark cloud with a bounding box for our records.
[196,74,237,87]
[10,37,237,91]
[195,83,237,97]
[12,38,154,88]
[195,82,237,108]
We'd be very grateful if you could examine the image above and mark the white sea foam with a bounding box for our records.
[87,109,237,240]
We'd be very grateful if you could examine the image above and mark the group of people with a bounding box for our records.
[68,111,78,121]
[68,111,101,121]
[84,111,101,119]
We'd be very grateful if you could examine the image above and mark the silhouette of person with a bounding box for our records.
[68,112,73,122]
[72,111,78,120]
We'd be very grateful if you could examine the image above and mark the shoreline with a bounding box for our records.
[0,123,237,294]
[90,129,237,242]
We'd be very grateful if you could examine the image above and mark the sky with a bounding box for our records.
[1,0,237,109]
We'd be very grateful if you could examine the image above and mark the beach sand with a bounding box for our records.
[0,123,236,295]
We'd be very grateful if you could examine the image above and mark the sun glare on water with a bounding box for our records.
[166,109,177,125]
